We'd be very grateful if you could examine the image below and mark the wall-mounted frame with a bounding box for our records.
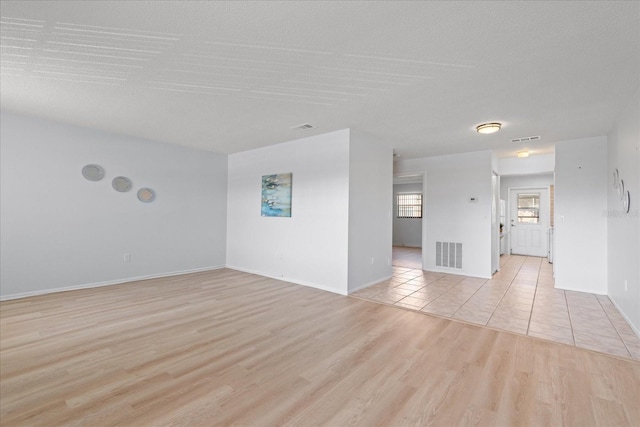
[261,173,292,217]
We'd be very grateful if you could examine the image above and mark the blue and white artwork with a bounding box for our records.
[261,173,292,217]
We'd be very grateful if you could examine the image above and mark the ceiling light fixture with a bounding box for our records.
[517,150,529,158]
[475,122,502,134]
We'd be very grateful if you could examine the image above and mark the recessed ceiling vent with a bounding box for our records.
[291,123,315,131]
[510,135,541,143]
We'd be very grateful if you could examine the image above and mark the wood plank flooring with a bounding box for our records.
[1,269,639,426]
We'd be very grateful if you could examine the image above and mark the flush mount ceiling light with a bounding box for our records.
[517,150,530,158]
[475,122,502,134]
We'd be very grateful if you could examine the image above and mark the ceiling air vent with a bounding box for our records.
[291,123,315,131]
[510,135,541,143]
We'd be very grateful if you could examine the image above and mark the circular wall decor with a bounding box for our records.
[623,191,630,214]
[137,187,155,203]
[112,176,132,192]
[618,179,625,200]
[613,169,619,188]
[81,164,104,181]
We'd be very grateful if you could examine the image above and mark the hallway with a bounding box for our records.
[351,247,640,360]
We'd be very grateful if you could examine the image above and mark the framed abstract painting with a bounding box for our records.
[261,173,292,217]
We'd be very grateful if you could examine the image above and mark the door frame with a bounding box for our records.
[507,185,551,256]
[492,172,500,274]
[392,171,425,269]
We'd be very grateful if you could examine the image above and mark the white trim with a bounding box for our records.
[348,274,393,293]
[226,265,349,296]
[608,296,640,338]
[492,171,501,274]
[0,265,225,301]
[554,284,607,295]
[393,172,424,185]
[425,267,491,280]
[507,185,551,256]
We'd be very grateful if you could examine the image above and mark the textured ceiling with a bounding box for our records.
[1,1,638,159]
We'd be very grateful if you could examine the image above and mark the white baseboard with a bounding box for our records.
[553,284,607,295]
[348,275,393,293]
[608,296,640,338]
[0,265,226,301]
[226,265,349,296]
[423,267,491,280]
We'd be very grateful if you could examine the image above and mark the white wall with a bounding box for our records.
[393,182,423,247]
[0,112,228,299]
[498,154,555,176]
[554,137,608,294]
[348,131,393,292]
[395,151,493,278]
[607,91,640,332]
[226,129,351,294]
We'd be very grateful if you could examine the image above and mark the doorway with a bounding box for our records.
[491,172,500,274]
[508,187,549,257]
[393,174,424,269]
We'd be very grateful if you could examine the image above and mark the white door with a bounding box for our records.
[509,188,549,257]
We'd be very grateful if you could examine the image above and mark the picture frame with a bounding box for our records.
[261,173,292,217]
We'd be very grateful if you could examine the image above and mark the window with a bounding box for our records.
[397,193,422,218]
[517,193,540,223]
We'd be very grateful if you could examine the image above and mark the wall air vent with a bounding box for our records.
[291,123,315,131]
[435,242,462,269]
[510,135,541,143]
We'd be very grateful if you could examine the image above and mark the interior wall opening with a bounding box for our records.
[392,174,424,270]
[500,173,555,265]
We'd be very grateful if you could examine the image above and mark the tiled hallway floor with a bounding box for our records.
[351,247,640,361]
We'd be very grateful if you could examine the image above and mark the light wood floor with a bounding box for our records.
[1,269,640,426]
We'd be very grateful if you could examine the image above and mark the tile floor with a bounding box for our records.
[351,247,640,361]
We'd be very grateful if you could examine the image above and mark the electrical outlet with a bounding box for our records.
[123,253,131,262]
[625,280,628,291]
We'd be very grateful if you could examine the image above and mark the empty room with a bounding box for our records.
[1,1,639,426]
